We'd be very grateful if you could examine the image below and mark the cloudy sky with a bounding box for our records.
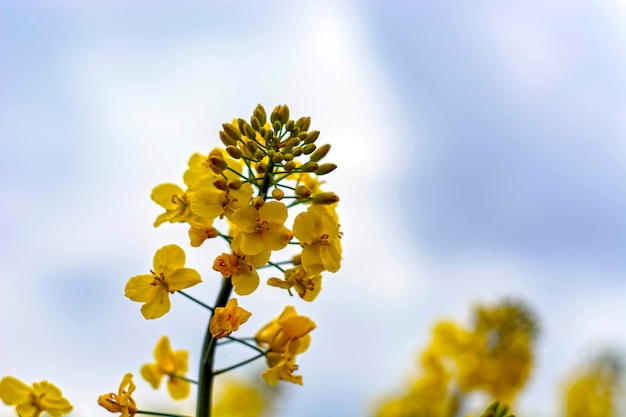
[1,1,625,417]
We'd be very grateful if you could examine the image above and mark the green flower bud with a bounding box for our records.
[284,160,296,172]
[272,152,284,164]
[285,120,295,132]
[245,140,258,155]
[220,130,237,147]
[244,123,256,139]
[302,117,311,131]
[279,105,290,124]
[226,145,243,159]
[295,117,308,131]
[303,143,316,155]
[256,162,267,174]
[209,155,228,174]
[295,185,311,198]
[304,130,320,144]
[312,192,339,205]
[283,153,294,161]
[251,115,261,131]
[253,104,267,125]
[291,127,300,137]
[252,196,264,209]
[264,128,273,142]
[309,144,330,162]
[272,120,282,132]
[271,188,284,200]
[222,122,241,141]
[254,149,265,160]
[270,105,281,124]
[315,163,337,175]
[300,161,319,172]
[292,146,303,157]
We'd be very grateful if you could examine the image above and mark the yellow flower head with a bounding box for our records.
[98,373,137,417]
[267,266,323,302]
[125,244,202,319]
[230,201,292,256]
[151,183,193,227]
[0,377,73,417]
[187,218,219,248]
[213,250,271,296]
[140,336,190,400]
[210,298,252,338]
[183,149,244,189]
[212,378,266,417]
[293,204,341,274]
[255,306,316,354]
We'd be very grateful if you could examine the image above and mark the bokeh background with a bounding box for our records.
[1,1,625,416]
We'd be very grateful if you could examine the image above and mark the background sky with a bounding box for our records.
[1,1,625,417]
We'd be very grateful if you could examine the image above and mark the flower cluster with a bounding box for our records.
[99,105,342,417]
[376,300,537,417]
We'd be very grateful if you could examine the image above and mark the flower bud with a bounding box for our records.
[209,153,228,174]
[213,178,228,191]
[300,161,319,172]
[270,105,281,124]
[228,180,242,190]
[292,146,303,157]
[251,115,261,131]
[313,192,339,205]
[283,153,294,161]
[295,185,311,198]
[245,140,258,155]
[303,143,316,155]
[272,188,285,200]
[285,120,295,132]
[254,104,267,125]
[220,130,237,147]
[279,105,290,124]
[309,144,330,162]
[226,145,243,159]
[291,127,300,137]
[272,152,284,164]
[222,123,241,142]
[244,123,256,139]
[291,253,302,265]
[284,160,296,172]
[256,161,267,173]
[264,128,274,142]
[315,163,337,175]
[304,130,320,144]
[252,196,264,209]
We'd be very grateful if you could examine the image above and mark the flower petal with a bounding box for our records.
[125,275,155,302]
[153,244,186,276]
[0,376,31,406]
[167,268,202,291]
[141,290,171,319]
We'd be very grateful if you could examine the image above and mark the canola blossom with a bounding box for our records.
[140,336,191,400]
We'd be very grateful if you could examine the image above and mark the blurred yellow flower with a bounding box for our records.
[212,378,266,417]
[210,298,252,338]
[140,336,191,400]
[261,342,303,386]
[125,244,202,319]
[0,377,73,417]
[97,373,137,417]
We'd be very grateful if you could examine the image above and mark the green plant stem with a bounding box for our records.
[224,335,267,355]
[177,290,214,312]
[170,374,198,385]
[196,278,233,417]
[213,352,266,376]
[138,411,192,417]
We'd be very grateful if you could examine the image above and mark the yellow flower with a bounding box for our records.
[188,218,219,247]
[151,183,193,227]
[255,306,316,354]
[261,342,304,386]
[140,336,190,400]
[212,378,266,417]
[293,204,341,274]
[183,149,244,189]
[0,377,73,417]
[190,176,253,221]
[210,298,252,338]
[231,201,292,256]
[125,244,202,319]
[267,266,323,301]
[98,373,137,417]
[213,250,270,296]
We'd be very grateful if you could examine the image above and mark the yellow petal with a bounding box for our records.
[320,243,341,273]
[141,290,171,319]
[151,184,184,209]
[232,269,260,296]
[0,376,31,405]
[231,206,257,232]
[153,244,186,277]
[125,275,155,302]
[174,350,189,374]
[140,363,163,389]
[167,268,202,291]
[259,201,288,224]
[167,378,190,400]
[190,190,225,219]
[154,336,174,370]
[16,402,38,417]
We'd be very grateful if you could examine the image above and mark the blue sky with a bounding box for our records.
[1,2,625,417]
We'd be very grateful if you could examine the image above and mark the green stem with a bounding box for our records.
[224,335,267,355]
[196,278,233,417]
[213,352,266,376]
[170,374,198,385]
[177,291,214,312]
[137,411,192,417]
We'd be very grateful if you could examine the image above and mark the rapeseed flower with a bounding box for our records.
[0,377,73,417]
[293,205,341,274]
[210,298,252,338]
[213,250,270,296]
[98,373,137,417]
[141,336,191,400]
[231,201,291,256]
[125,244,202,319]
